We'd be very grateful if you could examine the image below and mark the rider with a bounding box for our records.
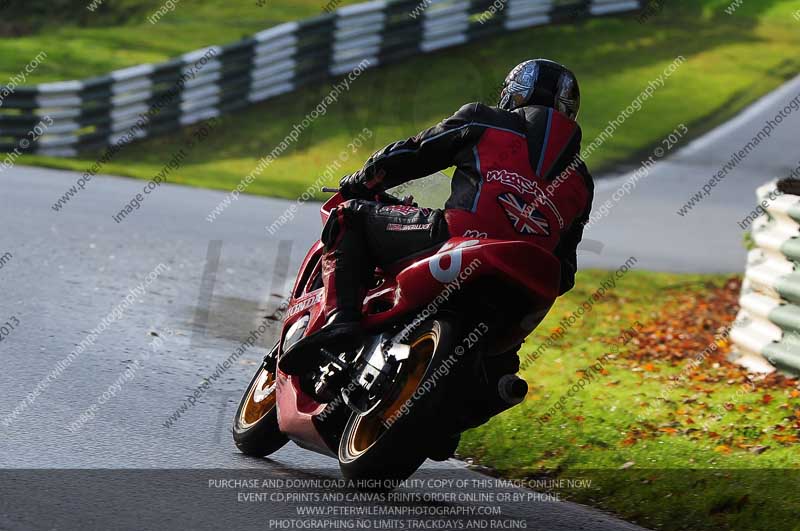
[280,59,594,381]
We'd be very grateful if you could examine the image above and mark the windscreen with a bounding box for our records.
[387,170,452,210]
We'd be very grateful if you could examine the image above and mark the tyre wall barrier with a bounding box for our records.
[0,0,641,157]
[731,179,800,376]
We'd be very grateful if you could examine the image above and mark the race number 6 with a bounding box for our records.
[429,240,479,283]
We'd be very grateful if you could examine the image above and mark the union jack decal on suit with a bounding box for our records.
[496,192,551,236]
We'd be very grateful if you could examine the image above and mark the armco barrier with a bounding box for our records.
[0,0,641,157]
[731,179,800,376]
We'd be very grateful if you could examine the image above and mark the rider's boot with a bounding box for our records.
[277,310,363,375]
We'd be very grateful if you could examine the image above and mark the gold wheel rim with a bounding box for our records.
[347,332,437,457]
[239,367,277,429]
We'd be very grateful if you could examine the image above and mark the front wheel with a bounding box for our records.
[232,345,288,457]
[338,317,459,480]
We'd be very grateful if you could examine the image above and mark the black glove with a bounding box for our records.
[338,173,374,200]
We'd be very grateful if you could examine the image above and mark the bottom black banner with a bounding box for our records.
[0,468,797,530]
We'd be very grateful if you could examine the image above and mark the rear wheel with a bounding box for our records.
[338,317,459,480]
[232,346,288,457]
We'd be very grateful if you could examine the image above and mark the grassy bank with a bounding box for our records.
[0,0,364,83]
[458,270,800,530]
[19,0,800,203]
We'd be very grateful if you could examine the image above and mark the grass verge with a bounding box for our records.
[0,0,364,83]
[458,269,800,531]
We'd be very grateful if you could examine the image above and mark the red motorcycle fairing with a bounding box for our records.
[275,193,561,454]
[319,192,343,226]
[360,238,560,347]
[274,240,332,456]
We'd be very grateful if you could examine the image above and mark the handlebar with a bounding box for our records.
[320,186,411,206]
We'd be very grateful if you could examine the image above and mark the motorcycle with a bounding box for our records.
[232,174,561,480]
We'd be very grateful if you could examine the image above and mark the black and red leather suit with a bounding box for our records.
[322,102,594,320]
